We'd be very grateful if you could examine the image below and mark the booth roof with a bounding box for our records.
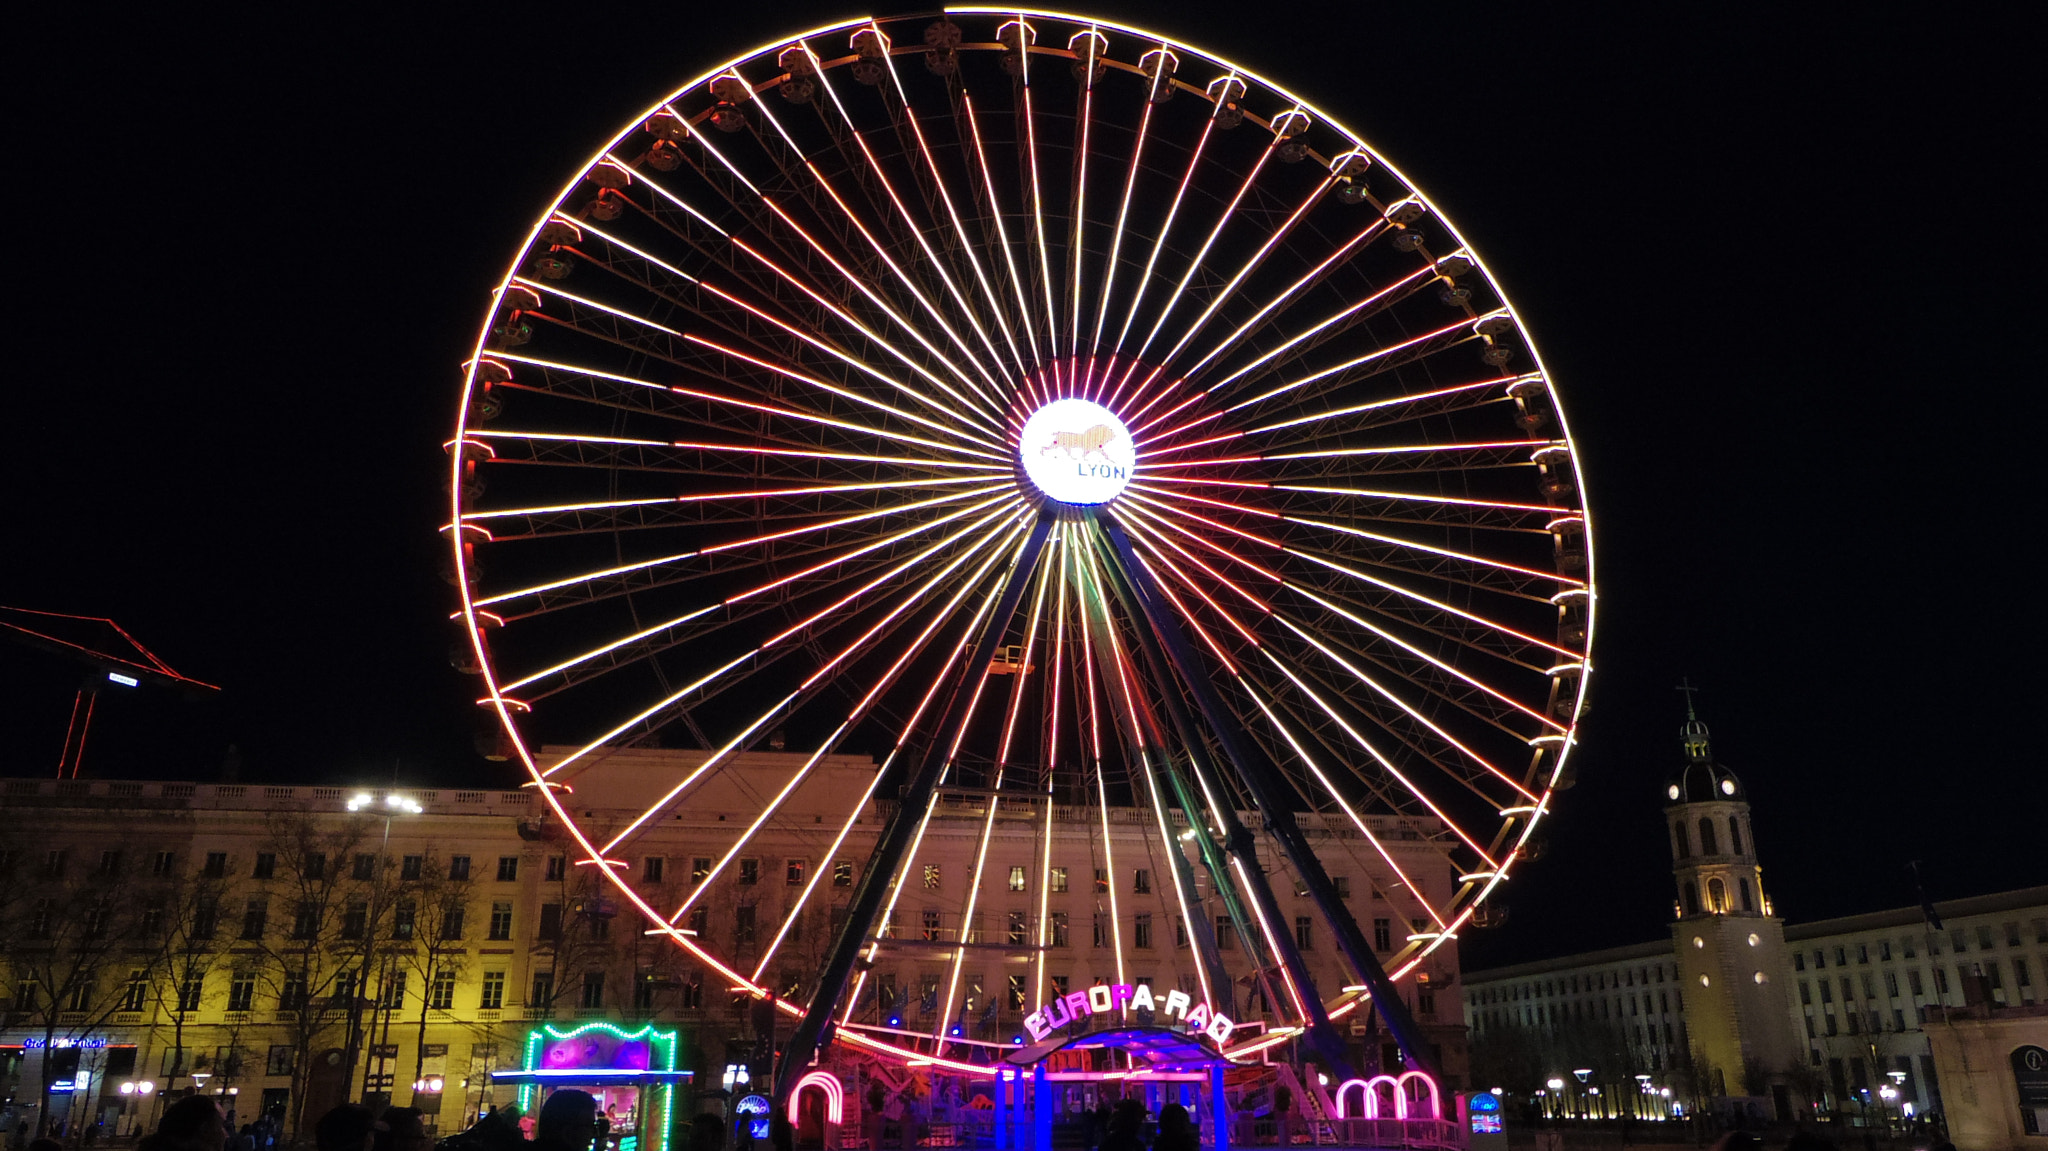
[1002,1027,1240,1072]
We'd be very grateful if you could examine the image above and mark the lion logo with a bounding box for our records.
[1041,423,1118,462]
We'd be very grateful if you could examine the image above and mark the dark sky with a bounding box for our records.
[5,3,2041,968]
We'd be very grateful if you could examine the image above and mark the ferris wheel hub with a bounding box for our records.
[1018,398,1136,506]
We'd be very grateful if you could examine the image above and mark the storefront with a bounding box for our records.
[492,1023,691,1151]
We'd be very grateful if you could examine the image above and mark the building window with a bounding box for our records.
[381,973,406,1009]
[252,853,276,880]
[430,973,456,1011]
[152,851,176,876]
[480,972,505,1010]
[1050,867,1068,893]
[1683,882,1700,916]
[1093,869,1109,894]
[496,857,519,882]
[581,971,605,1009]
[540,855,564,882]
[226,974,256,1012]
[241,900,268,940]
[201,852,226,878]
[680,975,703,1010]
[1216,916,1236,951]
[923,909,943,941]
[1134,914,1153,950]
[1795,952,1806,971]
[487,901,513,940]
[739,859,760,886]
[734,904,756,947]
[644,857,666,883]
[923,864,941,890]
[1295,916,1313,950]
[1740,878,1755,911]
[1698,818,1718,855]
[786,859,806,886]
[351,854,377,881]
[1133,869,1151,895]
[530,972,554,1009]
[687,907,708,937]
[833,860,853,887]
[1092,915,1109,949]
[1334,875,1351,898]
[401,855,424,881]
[1707,877,1727,913]
[1373,918,1392,951]
[1858,943,1871,964]
[1977,925,1996,950]
[538,903,563,941]
[1174,915,1188,949]
[1673,823,1689,860]
[1728,816,1743,855]
[1008,975,1026,1010]
[176,975,204,1013]
[449,855,471,881]
[1048,912,1067,948]
[1908,969,1924,996]
[1008,866,1027,892]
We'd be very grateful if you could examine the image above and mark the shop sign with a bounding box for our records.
[1022,982,1234,1046]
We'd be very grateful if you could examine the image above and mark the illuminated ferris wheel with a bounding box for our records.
[447,8,1594,1088]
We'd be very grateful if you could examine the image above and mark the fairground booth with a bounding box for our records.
[493,1023,692,1151]
[781,980,1469,1151]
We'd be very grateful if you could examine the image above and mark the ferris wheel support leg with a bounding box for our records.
[1098,514,1439,1078]
[1092,514,1355,1080]
[776,508,1057,1101]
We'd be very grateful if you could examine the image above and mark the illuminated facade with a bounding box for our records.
[1462,715,2048,1127]
[0,750,1469,1137]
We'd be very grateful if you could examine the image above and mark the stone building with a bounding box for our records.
[0,747,1467,1138]
[1462,712,2048,1131]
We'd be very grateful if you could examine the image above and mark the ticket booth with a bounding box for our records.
[494,1023,692,1151]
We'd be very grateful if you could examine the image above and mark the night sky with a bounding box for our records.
[6,3,2041,968]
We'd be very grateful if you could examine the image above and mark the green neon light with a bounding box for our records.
[520,1023,683,1151]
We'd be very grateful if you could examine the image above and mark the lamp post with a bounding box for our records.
[342,791,422,1104]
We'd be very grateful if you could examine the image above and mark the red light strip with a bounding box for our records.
[1222,312,1496,414]
[1175,221,1388,384]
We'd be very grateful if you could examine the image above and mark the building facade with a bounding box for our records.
[1463,714,2048,1130]
[0,748,1467,1139]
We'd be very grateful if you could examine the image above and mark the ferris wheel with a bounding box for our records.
[447,8,1594,1089]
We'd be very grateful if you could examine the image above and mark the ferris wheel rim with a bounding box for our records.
[445,6,1597,1075]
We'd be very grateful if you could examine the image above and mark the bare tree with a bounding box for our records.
[390,852,476,1107]
[236,809,378,1140]
[2,840,184,1136]
[148,860,242,1099]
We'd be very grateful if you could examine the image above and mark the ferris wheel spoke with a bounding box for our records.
[958,91,1047,372]
[570,510,1037,849]
[1132,486,1579,594]
[1190,262,1440,401]
[870,38,1035,390]
[653,507,1036,909]
[1117,504,1560,739]
[1007,33,1065,366]
[1144,160,1336,387]
[1140,375,1513,459]
[1109,92,1221,362]
[1220,313,1501,421]
[466,430,1005,483]
[566,199,1008,439]
[745,81,1013,417]
[665,112,1011,427]
[806,36,1025,398]
[1232,684,1457,930]
[1120,101,1289,402]
[1173,218,1390,386]
[1087,76,1158,357]
[498,497,1025,697]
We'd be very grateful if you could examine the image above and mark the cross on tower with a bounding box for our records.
[1676,677,1702,720]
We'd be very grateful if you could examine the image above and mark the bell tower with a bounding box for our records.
[1664,689,1799,1103]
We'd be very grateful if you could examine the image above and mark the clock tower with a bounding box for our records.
[1665,701,1800,1103]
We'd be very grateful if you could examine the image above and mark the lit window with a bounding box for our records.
[923,864,941,890]
[1008,866,1027,892]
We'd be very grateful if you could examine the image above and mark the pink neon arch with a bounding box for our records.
[787,1070,844,1126]
[1331,1071,1440,1121]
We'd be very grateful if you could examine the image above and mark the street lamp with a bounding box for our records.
[342,789,422,1103]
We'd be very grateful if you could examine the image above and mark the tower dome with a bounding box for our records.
[1665,693,1742,802]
